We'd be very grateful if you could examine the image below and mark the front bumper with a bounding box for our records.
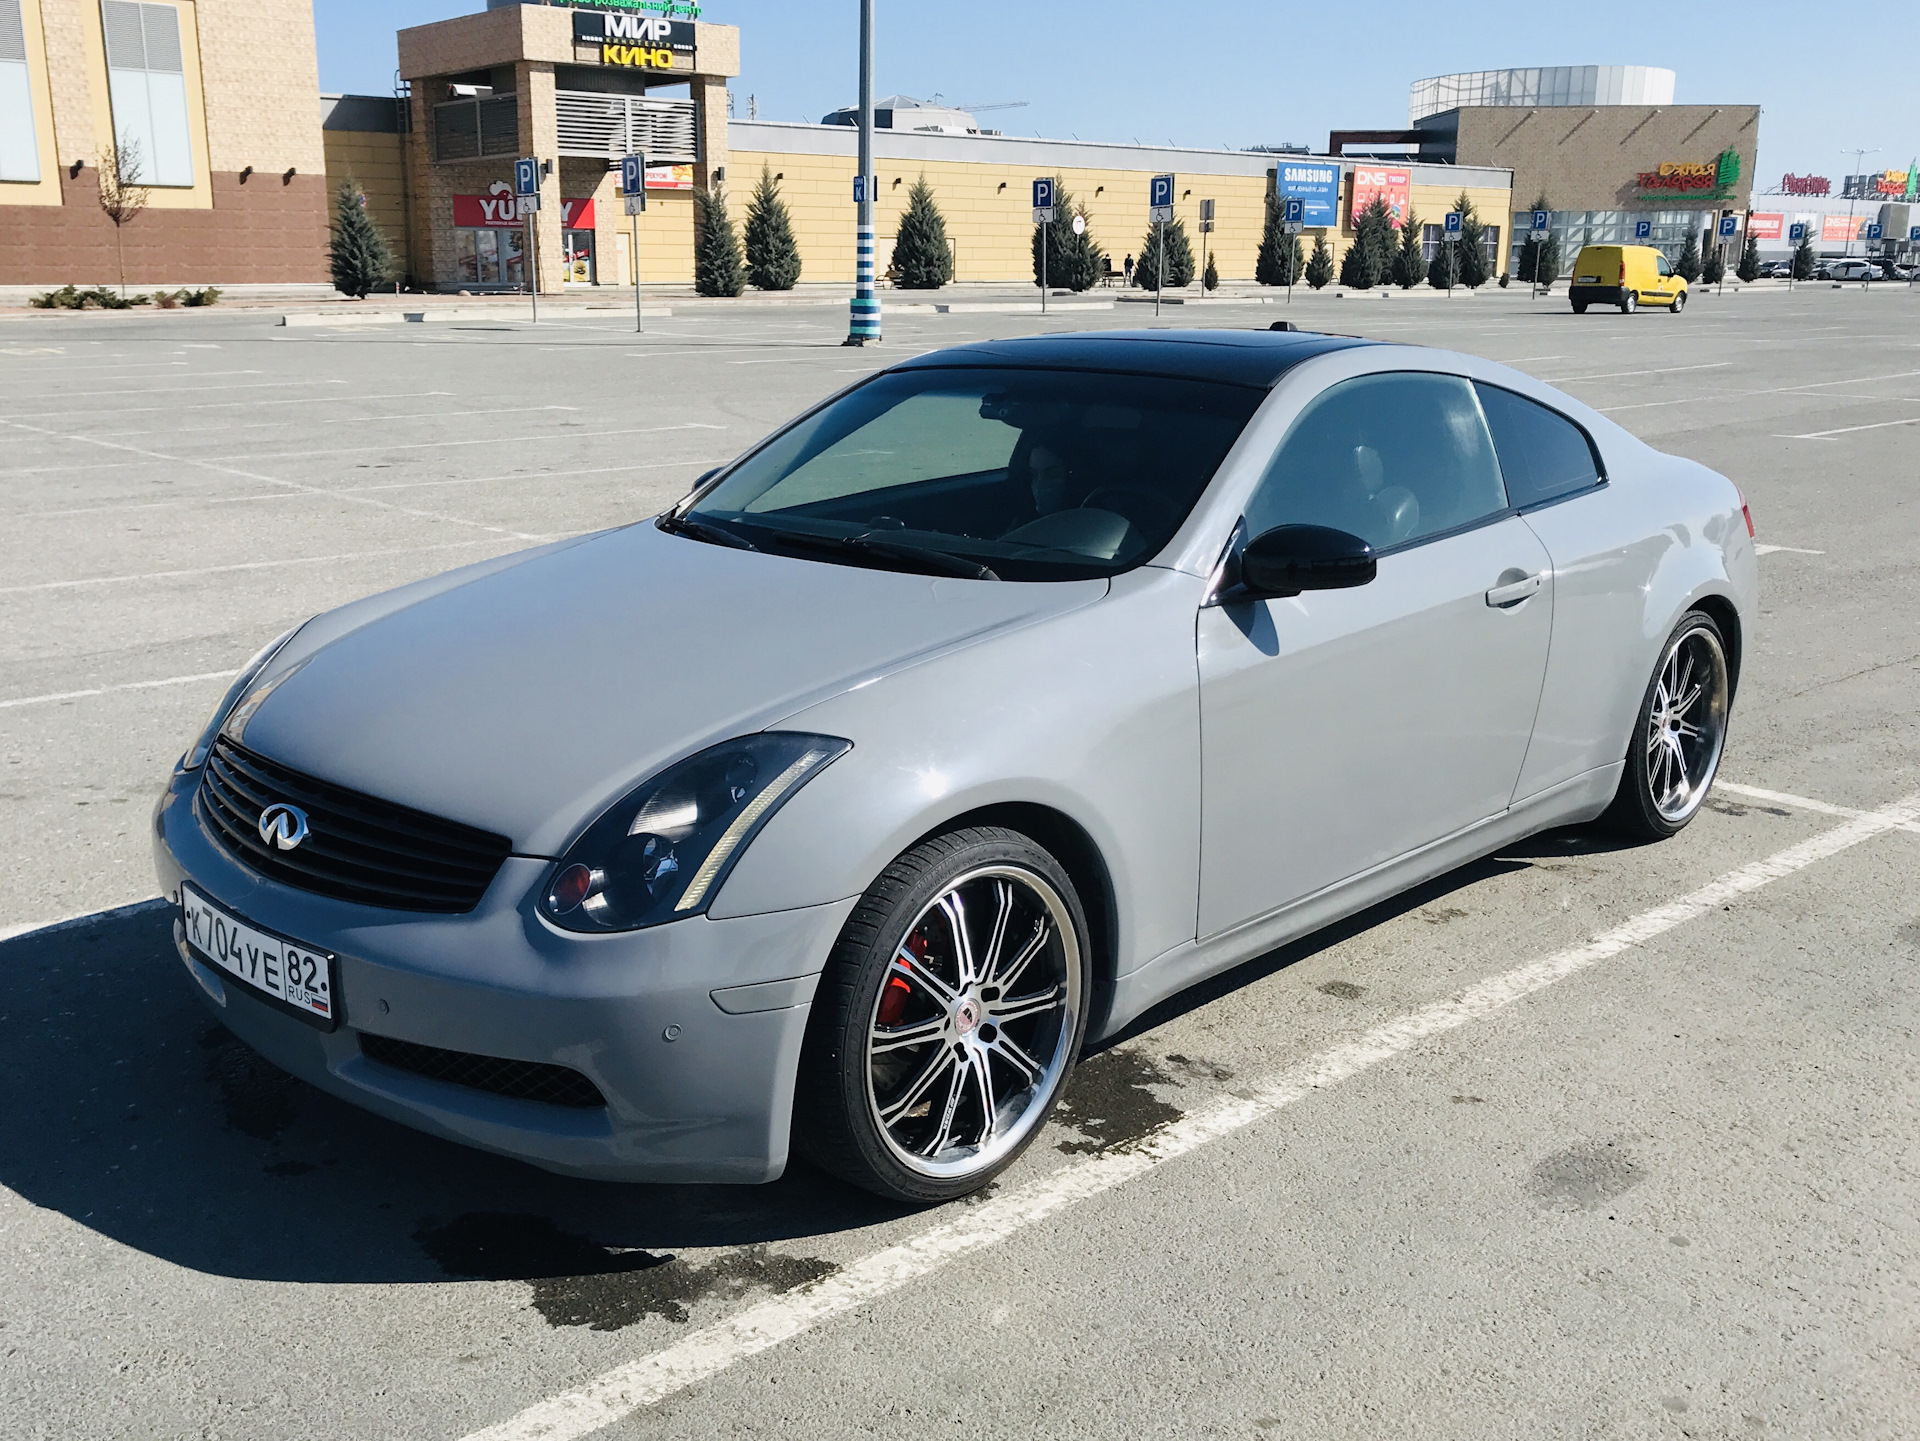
[152,766,856,1183]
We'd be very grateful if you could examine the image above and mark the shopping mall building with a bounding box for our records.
[0,0,327,285]
[1330,67,1761,274]
[315,0,1512,295]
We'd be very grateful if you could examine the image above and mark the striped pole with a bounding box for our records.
[845,0,881,344]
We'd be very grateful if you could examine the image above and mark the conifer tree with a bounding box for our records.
[1255,193,1303,286]
[1452,193,1489,288]
[1736,233,1761,282]
[694,186,745,297]
[329,181,397,299]
[1702,245,1725,284]
[1393,205,1425,288]
[1203,251,1219,291]
[1339,196,1394,288]
[744,164,801,291]
[1516,193,1560,286]
[1304,234,1334,289]
[1791,230,1816,279]
[1029,183,1103,291]
[1134,217,1195,290]
[890,176,955,289]
[1675,230,1702,283]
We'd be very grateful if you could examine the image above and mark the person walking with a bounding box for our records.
[1124,253,1135,287]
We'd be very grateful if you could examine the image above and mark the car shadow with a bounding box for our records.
[1,822,1635,1291]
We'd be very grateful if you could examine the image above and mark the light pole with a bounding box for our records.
[844,0,880,346]
[1841,147,1879,258]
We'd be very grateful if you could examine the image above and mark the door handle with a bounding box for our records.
[1485,572,1543,607]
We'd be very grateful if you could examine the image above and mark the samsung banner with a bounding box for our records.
[1274,163,1338,229]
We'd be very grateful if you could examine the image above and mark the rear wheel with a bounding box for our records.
[794,827,1091,1203]
[1671,290,1687,313]
[1572,300,1588,314]
[1621,290,1639,314]
[1605,610,1732,839]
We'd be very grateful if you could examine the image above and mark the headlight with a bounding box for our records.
[542,733,851,933]
[180,622,308,770]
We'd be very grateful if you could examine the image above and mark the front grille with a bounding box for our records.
[359,1032,608,1109]
[199,736,511,914]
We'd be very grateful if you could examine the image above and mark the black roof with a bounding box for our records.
[889,328,1376,388]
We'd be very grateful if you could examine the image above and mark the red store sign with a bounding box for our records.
[452,190,598,228]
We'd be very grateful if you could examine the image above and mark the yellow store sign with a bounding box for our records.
[602,42,677,68]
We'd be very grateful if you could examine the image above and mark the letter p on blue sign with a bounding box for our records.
[514,157,539,197]
[1444,211,1462,236]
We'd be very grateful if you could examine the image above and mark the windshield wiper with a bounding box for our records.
[759,529,1000,581]
[657,511,758,551]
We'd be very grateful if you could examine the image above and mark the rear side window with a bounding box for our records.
[1245,372,1508,552]
[1474,383,1603,510]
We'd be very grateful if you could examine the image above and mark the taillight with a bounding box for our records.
[1736,487,1755,538]
[1618,261,1626,283]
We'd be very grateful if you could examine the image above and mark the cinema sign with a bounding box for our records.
[573,10,696,68]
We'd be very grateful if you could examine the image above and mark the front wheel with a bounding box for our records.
[1671,290,1687,313]
[794,827,1091,1203]
[1621,290,1639,314]
[1605,610,1732,839]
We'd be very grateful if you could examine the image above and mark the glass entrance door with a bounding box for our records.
[563,229,596,284]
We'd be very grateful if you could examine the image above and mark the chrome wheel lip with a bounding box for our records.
[863,863,1080,1181]
[1645,623,1730,824]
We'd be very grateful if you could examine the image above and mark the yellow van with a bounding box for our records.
[1569,244,1689,314]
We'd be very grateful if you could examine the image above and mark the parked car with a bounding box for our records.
[1759,260,1794,278]
[1569,244,1689,313]
[156,330,1757,1202]
[1824,258,1879,282]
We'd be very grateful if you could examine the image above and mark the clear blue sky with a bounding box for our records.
[316,0,1911,190]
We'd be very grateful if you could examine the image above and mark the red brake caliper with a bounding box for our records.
[879,931,929,1026]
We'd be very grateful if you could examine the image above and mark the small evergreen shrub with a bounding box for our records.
[1305,235,1334,289]
[1736,234,1762,283]
[1203,252,1219,290]
[1135,218,1195,290]
[1702,247,1725,284]
[1791,232,1816,280]
[694,187,745,297]
[1675,231,1702,283]
[890,177,954,289]
[1393,207,1425,288]
[329,181,397,298]
[1255,193,1303,285]
[29,284,149,309]
[744,164,802,290]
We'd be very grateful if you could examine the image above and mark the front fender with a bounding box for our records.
[709,567,1208,981]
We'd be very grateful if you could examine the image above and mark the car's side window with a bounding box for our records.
[1474,383,1604,510]
[1243,372,1508,552]
[1657,255,1674,277]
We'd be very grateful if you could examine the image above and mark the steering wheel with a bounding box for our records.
[1080,486,1180,540]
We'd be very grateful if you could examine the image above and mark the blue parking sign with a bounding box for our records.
[1910,225,1920,242]
[1789,222,1807,241]
[621,154,643,196]
[1282,196,1304,225]
[1633,219,1652,240]
[1032,177,1054,212]
[1443,211,1461,236]
[1865,222,1883,240]
[1149,173,1175,223]
[1719,215,1738,237]
[1531,209,1550,233]
[514,157,539,197]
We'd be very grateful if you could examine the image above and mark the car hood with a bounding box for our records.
[236,523,1106,854]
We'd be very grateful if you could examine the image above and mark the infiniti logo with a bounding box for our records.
[258,802,310,851]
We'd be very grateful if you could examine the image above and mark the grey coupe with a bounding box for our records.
[155,329,1756,1202]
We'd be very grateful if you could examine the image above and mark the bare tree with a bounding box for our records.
[96,140,150,298]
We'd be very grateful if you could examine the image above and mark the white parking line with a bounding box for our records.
[1777,415,1920,439]
[0,669,237,712]
[220,422,724,463]
[1536,362,1730,383]
[1715,781,1920,834]
[460,788,1920,1441]
[1753,544,1823,556]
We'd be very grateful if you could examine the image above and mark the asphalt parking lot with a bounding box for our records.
[2,284,1917,1440]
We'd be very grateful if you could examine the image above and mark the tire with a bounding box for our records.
[1572,301,1588,314]
[793,826,1092,1203]
[1671,290,1687,313]
[1604,609,1732,840]
[1621,290,1638,314]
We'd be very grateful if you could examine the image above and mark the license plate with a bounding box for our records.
[181,885,338,1029]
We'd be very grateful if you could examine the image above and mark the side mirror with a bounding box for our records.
[1236,524,1376,600]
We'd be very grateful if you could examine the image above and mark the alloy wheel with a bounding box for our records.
[1643,622,1729,824]
[863,865,1080,1179]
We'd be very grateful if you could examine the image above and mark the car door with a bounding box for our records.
[1196,370,1553,939]
[1653,252,1676,300]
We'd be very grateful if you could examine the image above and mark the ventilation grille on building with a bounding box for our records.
[554,92,698,162]
[433,95,518,161]
[101,0,181,73]
[0,0,28,64]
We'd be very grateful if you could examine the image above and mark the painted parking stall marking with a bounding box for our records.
[461,787,1920,1441]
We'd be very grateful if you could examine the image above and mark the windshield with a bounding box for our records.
[682,366,1266,580]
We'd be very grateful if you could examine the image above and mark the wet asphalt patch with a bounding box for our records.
[415,1213,838,1330]
[1527,1140,1645,1212]
[1317,980,1367,1000]
[1051,1046,1183,1155]
[201,1027,300,1140]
